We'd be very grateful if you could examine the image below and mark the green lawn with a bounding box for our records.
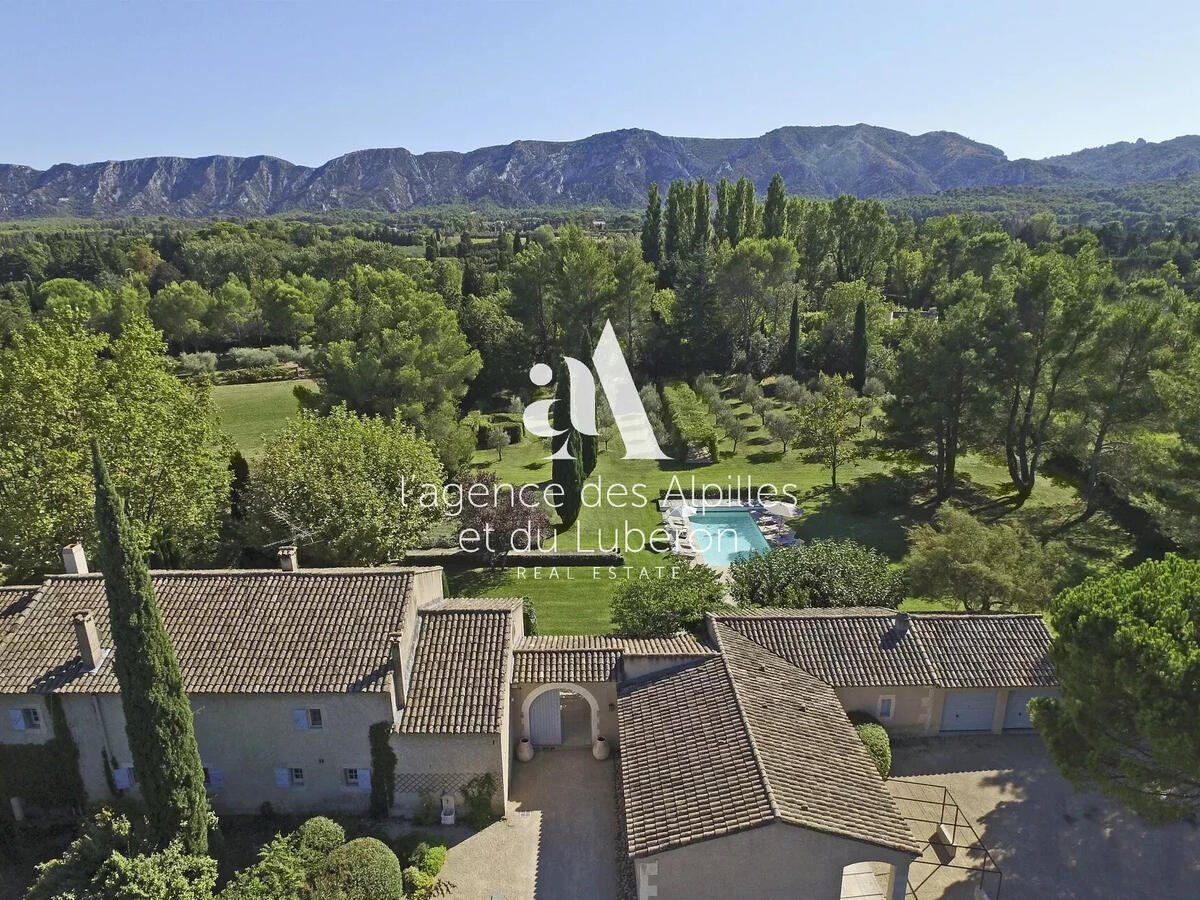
[448,380,1137,634]
[213,379,316,456]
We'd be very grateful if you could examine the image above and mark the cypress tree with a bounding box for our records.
[785,293,801,377]
[737,177,758,241]
[691,179,711,253]
[549,362,584,525]
[92,443,209,854]
[640,183,663,268]
[764,174,786,239]
[512,232,522,254]
[714,178,731,245]
[850,299,868,392]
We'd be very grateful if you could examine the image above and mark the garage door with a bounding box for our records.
[529,690,562,745]
[1003,689,1055,730]
[940,691,997,732]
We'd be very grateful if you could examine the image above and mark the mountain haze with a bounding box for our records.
[1,125,1196,219]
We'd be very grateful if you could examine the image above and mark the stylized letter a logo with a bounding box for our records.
[523,320,669,460]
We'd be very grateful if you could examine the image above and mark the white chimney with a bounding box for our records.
[62,543,88,575]
[278,546,299,572]
[73,611,103,670]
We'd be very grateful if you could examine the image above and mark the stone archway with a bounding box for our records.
[520,682,601,745]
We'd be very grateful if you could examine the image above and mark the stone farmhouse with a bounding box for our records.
[1,548,1057,899]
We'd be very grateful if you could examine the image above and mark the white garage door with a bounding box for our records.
[940,691,998,732]
[1003,689,1055,730]
[529,690,562,745]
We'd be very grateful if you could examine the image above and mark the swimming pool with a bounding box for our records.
[688,509,770,567]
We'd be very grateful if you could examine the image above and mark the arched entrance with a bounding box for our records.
[520,683,601,747]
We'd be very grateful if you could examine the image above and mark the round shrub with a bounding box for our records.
[854,721,892,777]
[312,837,404,900]
[296,816,345,855]
[410,841,447,876]
[402,865,435,900]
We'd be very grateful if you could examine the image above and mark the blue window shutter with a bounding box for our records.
[113,768,132,790]
[210,769,224,789]
[274,768,290,788]
[359,769,372,790]
[292,709,308,730]
[9,709,25,730]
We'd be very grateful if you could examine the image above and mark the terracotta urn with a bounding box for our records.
[592,736,610,760]
[517,737,534,762]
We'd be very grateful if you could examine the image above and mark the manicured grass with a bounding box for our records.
[450,379,1137,635]
[213,379,316,456]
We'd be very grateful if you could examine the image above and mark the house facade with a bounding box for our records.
[1,551,1057,899]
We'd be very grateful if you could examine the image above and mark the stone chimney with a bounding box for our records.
[73,611,103,670]
[62,543,88,575]
[894,611,911,637]
[278,546,299,572]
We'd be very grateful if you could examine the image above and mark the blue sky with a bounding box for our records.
[2,0,1197,168]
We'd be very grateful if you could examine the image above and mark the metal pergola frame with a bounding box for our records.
[889,779,1003,899]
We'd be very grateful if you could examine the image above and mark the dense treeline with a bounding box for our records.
[0,173,1197,580]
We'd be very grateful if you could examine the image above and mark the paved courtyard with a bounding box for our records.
[889,734,1200,899]
[439,747,619,899]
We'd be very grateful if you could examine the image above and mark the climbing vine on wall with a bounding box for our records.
[368,721,397,818]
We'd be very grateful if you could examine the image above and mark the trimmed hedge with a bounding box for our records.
[849,713,892,777]
[312,837,404,900]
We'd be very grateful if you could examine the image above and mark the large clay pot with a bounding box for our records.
[517,737,534,762]
[592,736,610,760]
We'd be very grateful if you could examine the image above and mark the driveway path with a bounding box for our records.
[440,748,619,899]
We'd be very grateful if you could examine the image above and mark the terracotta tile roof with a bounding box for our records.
[513,648,623,683]
[910,613,1057,688]
[512,633,713,684]
[713,608,1055,688]
[399,609,511,734]
[618,624,919,858]
[712,610,935,686]
[0,570,429,695]
[516,634,712,655]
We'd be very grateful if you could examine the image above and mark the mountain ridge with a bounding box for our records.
[2,125,1198,219]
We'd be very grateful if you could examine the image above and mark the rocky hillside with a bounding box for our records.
[0,125,1195,219]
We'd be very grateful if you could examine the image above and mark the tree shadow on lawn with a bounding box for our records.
[793,473,931,561]
[445,566,509,596]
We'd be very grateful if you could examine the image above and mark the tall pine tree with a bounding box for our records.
[850,299,868,392]
[640,182,663,268]
[764,174,787,239]
[92,443,209,854]
[550,362,585,525]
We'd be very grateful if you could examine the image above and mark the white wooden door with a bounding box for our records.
[529,690,562,745]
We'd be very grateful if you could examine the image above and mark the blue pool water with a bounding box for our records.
[688,509,770,566]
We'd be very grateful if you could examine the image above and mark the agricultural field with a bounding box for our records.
[212,379,316,457]
[447,379,1136,634]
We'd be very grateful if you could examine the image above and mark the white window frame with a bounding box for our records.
[22,707,42,729]
[877,694,896,721]
[343,767,360,788]
[342,766,371,790]
[289,767,306,787]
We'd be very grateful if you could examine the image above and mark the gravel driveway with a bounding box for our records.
[889,734,1200,899]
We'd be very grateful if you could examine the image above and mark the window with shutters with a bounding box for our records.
[293,708,324,730]
[8,707,42,730]
[342,767,371,789]
[290,767,305,786]
[343,768,359,787]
